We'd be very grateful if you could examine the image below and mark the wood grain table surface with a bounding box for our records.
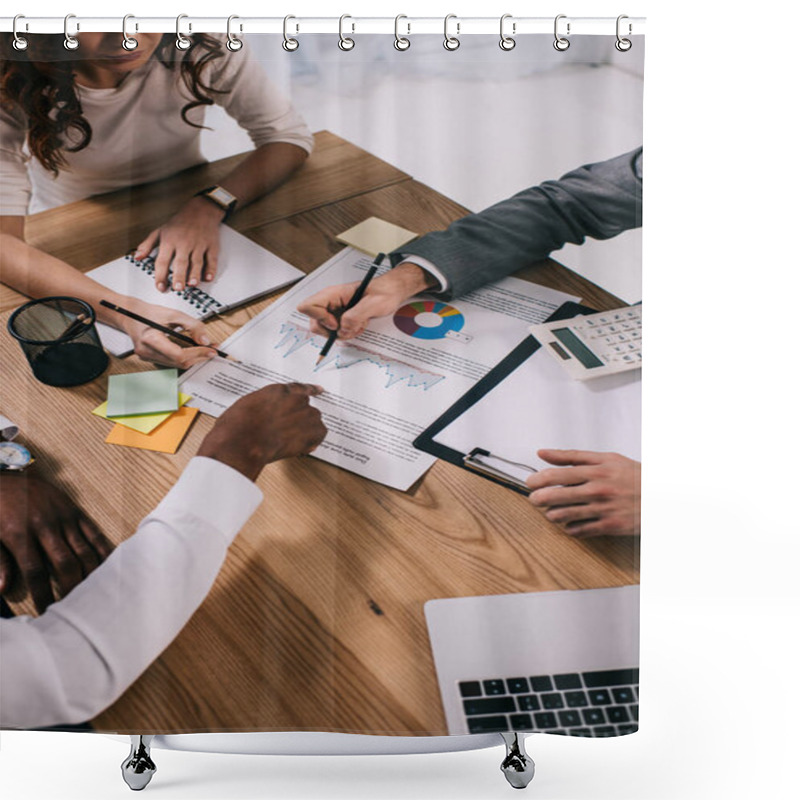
[0,132,638,734]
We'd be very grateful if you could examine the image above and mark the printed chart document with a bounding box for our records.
[181,248,578,490]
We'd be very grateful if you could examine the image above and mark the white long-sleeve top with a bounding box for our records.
[0,36,313,215]
[0,456,263,730]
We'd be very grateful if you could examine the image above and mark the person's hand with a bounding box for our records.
[526,450,641,538]
[297,262,438,340]
[133,197,225,293]
[115,300,218,369]
[197,383,328,481]
[0,472,115,613]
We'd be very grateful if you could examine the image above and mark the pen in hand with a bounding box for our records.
[316,253,385,365]
[98,300,238,362]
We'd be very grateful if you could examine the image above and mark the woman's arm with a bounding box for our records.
[132,39,313,293]
[0,218,217,368]
[133,142,308,292]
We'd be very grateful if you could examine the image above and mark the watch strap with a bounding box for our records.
[194,186,238,221]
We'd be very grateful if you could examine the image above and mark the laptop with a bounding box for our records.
[424,585,639,737]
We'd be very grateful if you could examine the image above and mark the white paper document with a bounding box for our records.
[434,344,641,479]
[181,248,578,490]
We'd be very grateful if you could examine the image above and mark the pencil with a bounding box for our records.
[55,313,90,342]
[316,253,385,365]
[98,300,238,362]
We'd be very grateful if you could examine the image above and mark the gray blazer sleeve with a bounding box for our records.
[394,148,642,300]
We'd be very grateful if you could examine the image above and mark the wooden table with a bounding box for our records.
[0,132,637,735]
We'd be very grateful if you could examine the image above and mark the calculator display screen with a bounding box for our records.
[552,328,604,369]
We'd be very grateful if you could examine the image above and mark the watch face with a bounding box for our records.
[208,187,236,207]
[0,441,32,469]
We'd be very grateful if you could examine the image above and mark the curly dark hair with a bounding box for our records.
[0,33,227,176]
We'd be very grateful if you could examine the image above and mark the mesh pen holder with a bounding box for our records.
[7,296,109,387]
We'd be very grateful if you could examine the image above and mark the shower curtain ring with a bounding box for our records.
[12,15,28,51]
[443,14,460,51]
[553,14,570,51]
[394,15,410,51]
[226,16,243,51]
[283,15,299,51]
[499,14,516,51]
[122,14,138,51]
[615,15,632,51]
[338,15,355,51]
[63,14,79,51]
[175,14,191,50]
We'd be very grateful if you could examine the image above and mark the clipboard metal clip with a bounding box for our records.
[463,448,537,492]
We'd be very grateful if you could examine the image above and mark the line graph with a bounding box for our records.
[275,323,445,391]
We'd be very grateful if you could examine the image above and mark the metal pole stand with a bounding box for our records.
[121,735,157,791]
[499,732,535,789]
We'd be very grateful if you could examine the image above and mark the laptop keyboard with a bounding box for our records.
[459,668,638,737]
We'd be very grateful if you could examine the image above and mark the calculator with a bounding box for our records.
[530,305,642,380]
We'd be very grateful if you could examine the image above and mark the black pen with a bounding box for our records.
[99,300,238,362]
[316,253,385,365]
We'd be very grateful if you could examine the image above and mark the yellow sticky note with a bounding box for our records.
[105,406,199,454]
[336,217,418,257]
[93,393,192,434]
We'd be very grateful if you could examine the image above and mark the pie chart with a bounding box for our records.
[393,301,465,340]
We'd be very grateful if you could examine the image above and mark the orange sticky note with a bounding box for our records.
[105,406,199,454]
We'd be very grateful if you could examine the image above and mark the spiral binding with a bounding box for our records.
[5,15,638,54]
[124,253,224,316]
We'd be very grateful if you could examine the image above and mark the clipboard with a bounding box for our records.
[413,301,641,494]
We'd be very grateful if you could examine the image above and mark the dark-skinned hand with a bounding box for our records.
[0,472,114,613]
[197,383,328,481]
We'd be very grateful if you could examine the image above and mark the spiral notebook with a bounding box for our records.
[88,225,305,357]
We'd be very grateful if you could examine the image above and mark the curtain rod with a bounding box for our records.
[1,16,646,36]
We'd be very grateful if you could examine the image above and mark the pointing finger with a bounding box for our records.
[283,383,324,396]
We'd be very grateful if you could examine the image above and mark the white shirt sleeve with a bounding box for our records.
[0,456,263,729]
[206,41,314,155]
[394,254,450,294]
[0,413,19,441]
[0,103,32,216]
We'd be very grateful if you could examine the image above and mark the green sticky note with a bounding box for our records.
[93,393,192,434]
[106,369,179,418]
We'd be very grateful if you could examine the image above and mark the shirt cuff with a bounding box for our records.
[0,414,19,441]
[394,255,449,294]
[151,456,264,547]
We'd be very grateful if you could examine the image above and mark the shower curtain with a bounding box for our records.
[0,24,643,743]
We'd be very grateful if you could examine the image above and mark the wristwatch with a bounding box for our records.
[0,441,35,472]
[194,185,238,221]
